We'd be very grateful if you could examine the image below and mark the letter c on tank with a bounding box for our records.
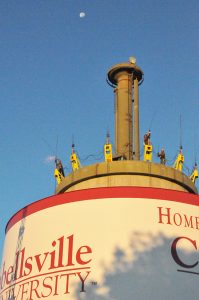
[171,236,198,269]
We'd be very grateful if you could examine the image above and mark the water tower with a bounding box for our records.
[1,58,199,300]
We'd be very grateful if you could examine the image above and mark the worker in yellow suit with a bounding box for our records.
[190,163,198,184]
[173,147,184,172]
[143,130,152,162]
[54,158,65,184]
[70,144,81,171]
[104,132,113,162]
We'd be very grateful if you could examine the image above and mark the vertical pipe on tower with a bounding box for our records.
[107,60,143,161]
[133,76,140,160]
[114,72,133,160]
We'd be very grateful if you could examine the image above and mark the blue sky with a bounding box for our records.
[0,0,199,254]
